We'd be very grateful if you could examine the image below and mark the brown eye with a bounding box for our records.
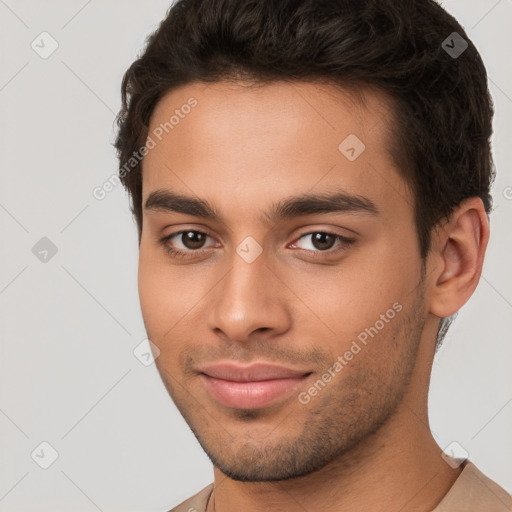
[310,232,337,251]
[160,230,216,260]
[181,231,207,249]
[290,231,355,257]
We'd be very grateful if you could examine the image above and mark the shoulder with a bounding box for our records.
[165,483,214,512]
[434,461,512,511]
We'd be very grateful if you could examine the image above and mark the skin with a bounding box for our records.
[138,80,489,512]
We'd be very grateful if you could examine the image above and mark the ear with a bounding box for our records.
[427,197,490,318]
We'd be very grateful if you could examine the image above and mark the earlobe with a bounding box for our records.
[429,198,490,318]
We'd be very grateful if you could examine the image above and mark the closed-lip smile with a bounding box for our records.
[198,362,313,409]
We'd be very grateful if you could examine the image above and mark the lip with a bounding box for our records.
[199,362,312,409]
[199,362,311,382]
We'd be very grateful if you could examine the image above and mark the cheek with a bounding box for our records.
[137,247,213,340]
[138,248,176,338]
[277,244,417,343]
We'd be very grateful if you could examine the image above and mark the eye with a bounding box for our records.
[160,230,217,258]
[290,231,355,255]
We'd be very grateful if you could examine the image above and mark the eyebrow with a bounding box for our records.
[144,188,379,223]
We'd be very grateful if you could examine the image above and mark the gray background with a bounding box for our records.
[0,0,511,510]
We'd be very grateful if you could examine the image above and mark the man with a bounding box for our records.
[114,0,512,510]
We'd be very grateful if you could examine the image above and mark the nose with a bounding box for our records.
[207,250,291,343]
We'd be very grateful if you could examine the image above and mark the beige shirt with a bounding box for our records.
[166,461,512,512]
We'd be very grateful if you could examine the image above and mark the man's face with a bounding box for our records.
[138,80,427,481]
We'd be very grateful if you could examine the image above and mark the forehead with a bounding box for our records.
[142,80,411,221]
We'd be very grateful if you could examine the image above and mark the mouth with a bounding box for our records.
[198,362,313,409]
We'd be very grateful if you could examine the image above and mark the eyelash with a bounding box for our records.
[159,230,355,260]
